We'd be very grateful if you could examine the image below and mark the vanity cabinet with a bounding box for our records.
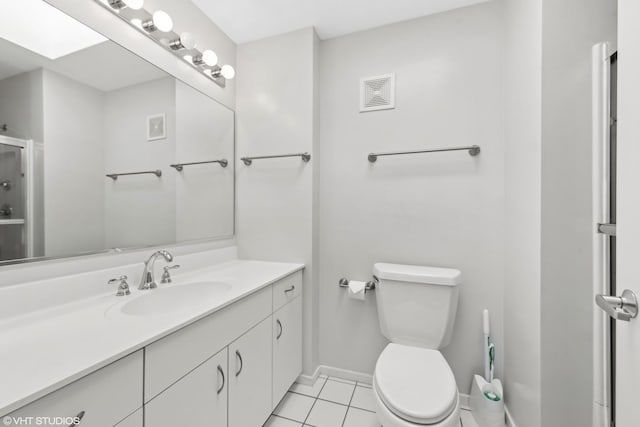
[228,317,273,427]
[145,348,228,426]
[7,351,143,427]
[4,270,303,427]
[273,296,303,408]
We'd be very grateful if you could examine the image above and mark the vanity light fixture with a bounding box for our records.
[142,10,173,33]
[97,0,234,87]
[108,0,143,10]
[169,33,196,51]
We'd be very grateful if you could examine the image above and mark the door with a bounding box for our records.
[145,348,228,426]
[228,316,273,427]
[607,2,640,426]
[273,296,303,408]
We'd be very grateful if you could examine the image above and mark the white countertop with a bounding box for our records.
[0,259,304,415]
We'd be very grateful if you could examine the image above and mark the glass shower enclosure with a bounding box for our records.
[0,135,32,262]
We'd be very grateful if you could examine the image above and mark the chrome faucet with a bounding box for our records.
[139,250,174,290]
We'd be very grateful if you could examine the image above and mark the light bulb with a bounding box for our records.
[170,33,197,51]
[153,11,173,32]
[220,65,235,80]
[192,50,217,67]
[143,10,173,32]
[202,50,218,66]
[124,0,143,9]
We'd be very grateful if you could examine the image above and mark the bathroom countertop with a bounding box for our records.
[0,259,304,415]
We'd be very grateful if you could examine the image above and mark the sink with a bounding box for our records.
[118,282,232,316]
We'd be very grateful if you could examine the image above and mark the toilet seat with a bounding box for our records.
[374,344,458,425]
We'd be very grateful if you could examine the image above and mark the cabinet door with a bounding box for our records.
[145,348,228,427]
[273,297,303,407]
[6,351,142,426]
[228,317,272,427]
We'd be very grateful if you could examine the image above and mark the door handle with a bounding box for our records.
[235,350,243,377]
[595,289,638,321]
[276,319,283,340]
[216,365,225,394]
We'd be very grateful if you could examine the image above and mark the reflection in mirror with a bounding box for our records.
[0,0,235,264]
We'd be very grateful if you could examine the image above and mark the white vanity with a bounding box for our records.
[0,253,303,427]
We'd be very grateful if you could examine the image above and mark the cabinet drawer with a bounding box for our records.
[145,285,272,402]
[7,351,142,427]
[272,271,302,311]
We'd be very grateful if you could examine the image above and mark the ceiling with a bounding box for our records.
[192,0,490,44]
[0,39,167,92]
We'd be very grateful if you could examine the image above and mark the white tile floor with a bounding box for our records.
[265,374,479,427]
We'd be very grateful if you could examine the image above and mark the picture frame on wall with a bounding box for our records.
[147,113,166,141]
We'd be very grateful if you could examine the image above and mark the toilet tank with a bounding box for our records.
[373,263,461,349]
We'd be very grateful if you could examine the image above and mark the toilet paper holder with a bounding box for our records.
[338,277,377,292]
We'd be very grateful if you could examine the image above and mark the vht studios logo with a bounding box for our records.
[3,416,83,425]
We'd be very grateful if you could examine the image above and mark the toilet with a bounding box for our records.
[372,263,462,427]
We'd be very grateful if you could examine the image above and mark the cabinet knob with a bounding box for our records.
[68,410,85,426]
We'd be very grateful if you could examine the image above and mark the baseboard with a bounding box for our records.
[297,365,373,385]
[459,393,471,410]
[296,366,322,386]
[505,406,516,427]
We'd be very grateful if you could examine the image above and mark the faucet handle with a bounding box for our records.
[161,265,181,284]
[108,275,131,296]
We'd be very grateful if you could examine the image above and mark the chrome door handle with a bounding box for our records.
[216,365,225,394]
[235,350,243,377]
[276,319,283,340]
[595,289,638,322]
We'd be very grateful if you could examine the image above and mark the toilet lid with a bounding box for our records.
[374,344,458,425]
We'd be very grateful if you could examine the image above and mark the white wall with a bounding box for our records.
[317,2,504,392]
[103,77,176,249]
[502,0,542,426]
[236,28,319,374]
[0,70,43,142]
[45,0,236,110]
[175,80,235,241]
[42,69,106,257]
[540,1,617,426]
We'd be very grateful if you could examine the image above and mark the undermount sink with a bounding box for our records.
[118,281,232,316]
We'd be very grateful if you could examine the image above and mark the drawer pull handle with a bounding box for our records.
[68,411,85,426]
[284,285,295,294]
[276,319,283,339]
[235,350,243,377]
[217,365,225,394]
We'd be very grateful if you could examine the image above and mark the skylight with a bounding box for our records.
[0,0,107,60]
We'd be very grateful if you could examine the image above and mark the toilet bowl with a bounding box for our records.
[371,263,462,427]
[372,344,460,427]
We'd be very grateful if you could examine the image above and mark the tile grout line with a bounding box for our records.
[302,376,329,426]
[340,381,358,427]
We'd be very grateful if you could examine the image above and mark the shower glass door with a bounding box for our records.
[0,137,27,261]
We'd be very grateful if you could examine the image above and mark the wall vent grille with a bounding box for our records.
[360,73,395,112]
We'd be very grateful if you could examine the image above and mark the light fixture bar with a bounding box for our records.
[95,0,234,89]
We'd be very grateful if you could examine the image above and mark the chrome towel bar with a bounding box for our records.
[241,152,311,166]
[368,145,481,162]
[106,170,162,181]
[170,159,228,171]
[338,277,377,292]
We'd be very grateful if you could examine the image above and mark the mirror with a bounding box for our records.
[0,0,235,264]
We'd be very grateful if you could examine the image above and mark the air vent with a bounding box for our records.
[360,73,395,112]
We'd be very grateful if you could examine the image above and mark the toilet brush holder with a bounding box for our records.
[470,374,505,427]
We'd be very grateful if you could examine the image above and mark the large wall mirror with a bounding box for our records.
[0,0,235,264]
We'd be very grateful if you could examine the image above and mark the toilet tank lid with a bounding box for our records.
[373,263,462,286]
